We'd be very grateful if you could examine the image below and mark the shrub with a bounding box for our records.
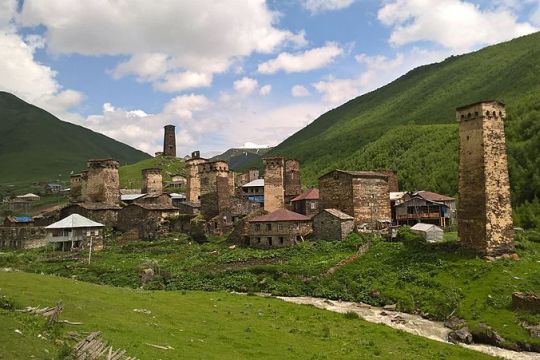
[0,292,18,310]
[526,230,540,243]
[396,226,427,250]
[344,311,360,319]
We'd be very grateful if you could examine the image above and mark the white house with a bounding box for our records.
[45,214,105,251]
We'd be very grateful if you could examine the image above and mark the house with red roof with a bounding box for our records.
[291,188,320,216]
[247,208,312,248]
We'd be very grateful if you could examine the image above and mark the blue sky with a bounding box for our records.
[1,0,539,157]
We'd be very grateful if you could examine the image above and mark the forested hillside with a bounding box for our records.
[268,32,540,228]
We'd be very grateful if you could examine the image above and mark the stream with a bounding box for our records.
[273,296,540,360]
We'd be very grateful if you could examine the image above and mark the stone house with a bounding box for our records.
[117,203,180,240]
[168,175,187,188]
[0,226,47,249]
[238,169,260,186]
[313,209,355,241]
[176,201,201,215]
[291,188,320,217]
[45,214,104,251]
[247,208,312,248]
[240,179,264,206]
[59,203,121,228]
[3,216,34,227]
[319,170,391,229]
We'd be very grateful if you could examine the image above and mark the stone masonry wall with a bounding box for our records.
[352,176,391,227]
[313,211,354,241]
[70,174,83,202]
[0,227,47,249]
[186,157,207,203]
[163,125,176,157]
[248,220,312,248]
[199,161,230,219]
[319,172,354,217]
[263,157,285,212]
[141,168,163,195]
[284,159,302,203]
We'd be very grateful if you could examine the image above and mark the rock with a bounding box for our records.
[380,311,388,316]
[391,315,406,324]
[472,323,506,347]
[448,328,473,344]
[512,292,540,313]
[228,245,236,249]
[520,321,540,338]
[383,304,397,311]
[141,267,155,285]
[444,316,467,330]
[369,289,381,298]
[500,253,520,261]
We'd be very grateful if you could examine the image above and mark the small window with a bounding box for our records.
[310,202,316,209]
[255,223,261,231]
[279,237,284,244]
[277,224,283,231]
[474,111,478,117]
[467,113,471,118]
[466,135,470,141]
[492,111,496,117]
[266,223,272,231]
[268,237,272,245]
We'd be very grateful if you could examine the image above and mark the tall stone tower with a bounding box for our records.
[263,157,285,212]
[163,125,176,157]
[457,101,514,256]
[284,159,302,204]
[185,151,207,203]
[85,159,120,205]
[199,161,231,219]
[69,174,83,203]
[141,168,163,195]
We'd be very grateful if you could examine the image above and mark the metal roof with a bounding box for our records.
[169,192,186,199]
[411,223,442,232]
[46,214,104,229]
[291,188,319,202]
[121,194,146,201]
[249,208,310,222]
[320,208,354,220]
[414,191,454,202]
[16,193,40,198]
[390,192,407,201]
[242,179,264,187]
[319,169,388,180]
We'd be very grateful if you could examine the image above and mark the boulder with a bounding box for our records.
[512,292,540,313]
[448,328,473,344]
[472,323,505,347]
[444,316,467,330]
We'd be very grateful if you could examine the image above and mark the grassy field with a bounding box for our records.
[118,156,185,188]
[0,271,493,359]
[1,232,539,351]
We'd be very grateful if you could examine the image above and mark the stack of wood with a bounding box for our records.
[73,332,137,360]
[20,301,64,324]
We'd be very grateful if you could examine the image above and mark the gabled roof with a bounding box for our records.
[319,169,388,180]
[121,194,146,201]
[320,208,354,220]
[249,208,310,222]
[126,203,178,211]
[411,223,442,232]
[16,193,40,198]
[169,193,186,199]
[390,192,407,201]
[291,188,319,202]
[414,191,454,202]
[242,179,264,187]
[46,214,104,229]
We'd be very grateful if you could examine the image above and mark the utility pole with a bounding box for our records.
[88,235,93,265]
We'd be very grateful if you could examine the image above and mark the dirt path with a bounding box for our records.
[274,296,540,360]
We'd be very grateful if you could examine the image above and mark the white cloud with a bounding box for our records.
[301,0,354,13]
[258,42,343,74]
[378,0,538,52]
[154,71,213,92]
[291,85,310,97]
[234,77,259,96]
[19,0,306,88]
[259,84,272,96]
[241,142,270,149]
[313,48,449,105]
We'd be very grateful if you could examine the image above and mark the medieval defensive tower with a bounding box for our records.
[85,159,120,205]
[284,159,302,203]
[69,174,83,203]
[163,125,176,157]
[185,150,207,203]
[457,101,514,256]
[263,157,285,212]
[199,161,231,219]
[141,168,163,195]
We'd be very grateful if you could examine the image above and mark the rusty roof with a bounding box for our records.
[249,208,310,222]
[414,191,454,202]
[127,203,178,211]
[320,208,354,220]
[291,188,319,202]
[319,169,388,180]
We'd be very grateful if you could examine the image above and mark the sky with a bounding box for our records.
[1,0,539,157]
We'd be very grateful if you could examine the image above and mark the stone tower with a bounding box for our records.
[284,159,302,204]
[163,125,176,157]
[141,168,163,195]
[263,157,285,212]
[185,150,207,203]
[199,161,231,219]
[69,174,83,203]
[85,159,120,205]
[457,101,514,256]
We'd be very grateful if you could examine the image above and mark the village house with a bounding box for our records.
[237,169,260,186]
[175,201,201,215]
[291,188,320,217]
[240,179,264,206]
[247,208,312,248]
[16,193,40,202]
[117,203,180,240]
[313,209,355,241]
[3,216,34,227]
[319,170,391,229]
[8,197,32,212]
[45,214,104,251]
[169,192,186,206]
[44,183,64,194]
[167,174,187,188]
[394,191,455,227]
[120,193,146,204]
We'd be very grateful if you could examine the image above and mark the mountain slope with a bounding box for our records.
[269,32,540,208]
[0,92,150,186]
[210,147,272,171]
[118,156,185,188]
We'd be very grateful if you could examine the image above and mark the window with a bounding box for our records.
[257,237,261,243]
[277,224,283,231]
[310,202,316,209]
[279,237,284,245]
[255,223,261,231]
[266,223,272,231]
[268,237,273,245]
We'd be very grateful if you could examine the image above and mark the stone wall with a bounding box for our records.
[313,212,354,241]
[163,124,176,157]
[457,101,514,256]
[0,226,47,249]
[141,168,163,194]
[247,220,312,248]
[284,159,302,203]
[60,204,119,228]
[199,161,230,219]
[85,159,120,205]
[292,199,320,217]
[70,174,83,202]
[352,176,391,227]
[263,157,285,212]
[319,171,354,216]
[379,170,399,192]
[185,155,207,203]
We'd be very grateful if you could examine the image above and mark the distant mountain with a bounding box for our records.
[268,32,540,212]
[210,147,272,171]
[0,92,150,188]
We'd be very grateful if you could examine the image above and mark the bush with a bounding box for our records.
[396,226,427,250]
[341,233,366,250]
[0,292,18,310]
[344,311,360,319]
[526,230,540,243]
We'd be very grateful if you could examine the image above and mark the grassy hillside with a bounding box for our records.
[0,272,491,359]
[118,156,185,188]
[210,147,271,172]
[0,92,150,187]
[268,33,540,216]
[2,232,539,350]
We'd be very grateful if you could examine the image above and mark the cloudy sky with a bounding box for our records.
[1,0,539,157]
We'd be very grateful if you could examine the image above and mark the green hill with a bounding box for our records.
[210,147,272,172]
[0,92,150,188]
[118,156,185,188]
[0,271,490,359]
[268,32,540,226]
